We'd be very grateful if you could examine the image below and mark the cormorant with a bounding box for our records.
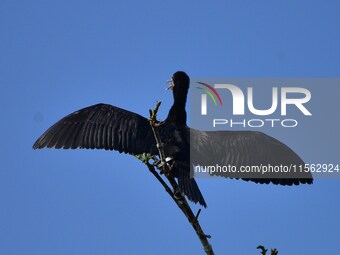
[33,71,313,207]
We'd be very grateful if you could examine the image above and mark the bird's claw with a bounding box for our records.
[153,157,173,169]
[155,120,165,126]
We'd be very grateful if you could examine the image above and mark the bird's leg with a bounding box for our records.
[152,156,182,202]
[154,120,165,126]
[153,156,173,174]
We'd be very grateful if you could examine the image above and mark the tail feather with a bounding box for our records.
[178,176,207,208]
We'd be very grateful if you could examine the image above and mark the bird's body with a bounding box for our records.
[33,71,312,207]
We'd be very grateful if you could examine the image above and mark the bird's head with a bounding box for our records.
[166,71,190,94]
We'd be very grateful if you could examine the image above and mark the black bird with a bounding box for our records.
[33,71,312,207]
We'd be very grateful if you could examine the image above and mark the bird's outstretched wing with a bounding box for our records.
[33,104,155,154]
[190,129,313,185]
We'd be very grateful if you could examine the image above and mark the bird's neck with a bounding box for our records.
[166,96,187,125]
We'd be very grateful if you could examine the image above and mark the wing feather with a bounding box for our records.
[190,129,313,185]
[33,104,155,155]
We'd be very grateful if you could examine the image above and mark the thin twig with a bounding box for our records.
[195,209,202,223]
[146,101,215,255]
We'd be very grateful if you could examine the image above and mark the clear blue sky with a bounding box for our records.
[1,0,339,254]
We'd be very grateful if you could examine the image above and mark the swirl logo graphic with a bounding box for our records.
[196,82,223,115]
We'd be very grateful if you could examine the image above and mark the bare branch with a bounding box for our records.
[145,101,215,255]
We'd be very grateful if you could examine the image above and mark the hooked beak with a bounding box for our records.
[166,79,174,90]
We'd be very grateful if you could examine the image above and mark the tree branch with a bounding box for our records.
[144,101,215,255]
[137,102,281,255]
